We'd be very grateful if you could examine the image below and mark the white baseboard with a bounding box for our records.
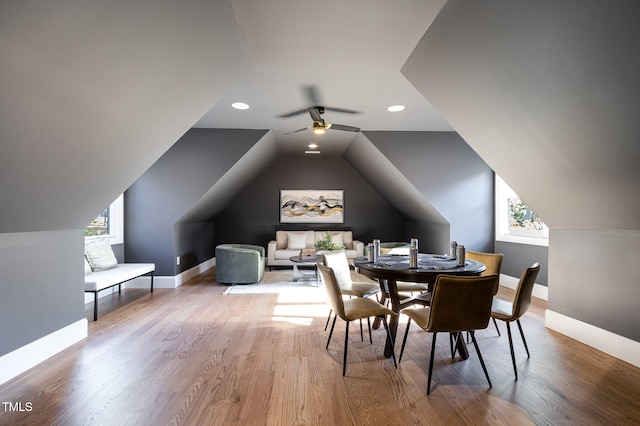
[175,257,215,286]
[499,273,548,301]
[125,257,215,289]
[0,319,88,386]
[546,310,640,368]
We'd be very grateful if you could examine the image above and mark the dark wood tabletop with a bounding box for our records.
[354,254,486,358]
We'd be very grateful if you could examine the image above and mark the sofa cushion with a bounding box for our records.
[287,232,308,250]
[276,230,315,249]
[275,249,304,260]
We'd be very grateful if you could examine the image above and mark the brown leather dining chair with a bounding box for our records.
[491,262,540,380]
[399,274,498,394]
[322,251,381,342]
[317,263,397,376]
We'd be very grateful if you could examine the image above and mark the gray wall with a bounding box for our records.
[213,155,406,248]
[401,1,640,343]
[365,131,495,253]
[0,230,84,356]
[134,130,497,273]
[550,229,640,341]
[496,241,548,286]
[0,2,250,362]
[175,222,216,274]
[125,129,267,275]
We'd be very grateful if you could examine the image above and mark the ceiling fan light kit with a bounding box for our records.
[282,86,361,135]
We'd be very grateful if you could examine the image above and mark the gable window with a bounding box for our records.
[85,194,124,244]
[495,176,548,246]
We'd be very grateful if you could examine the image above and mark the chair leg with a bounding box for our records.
[324,309,333,330]
[449,333,454,358]
[367,317,372,344]
[450,332,463,359]
[470,331,492,388]
[493,317,501,336]
[516,319,530,358]
[450,332,461,359]
[93,292,98,321]
[343,321,350,376]
[326,316,337,350]
[427,332,438,395]
[399,318,412,363]
[360,319,364,341]
[506,321,518,380]
[381,316,397,369]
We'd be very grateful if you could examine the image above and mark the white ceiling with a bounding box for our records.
[194,0,452,155]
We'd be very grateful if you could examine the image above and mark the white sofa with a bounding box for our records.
[267,230,364,268]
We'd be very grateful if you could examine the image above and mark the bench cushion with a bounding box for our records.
[84,263,155,292]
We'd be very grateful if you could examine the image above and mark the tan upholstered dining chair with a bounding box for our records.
[317,263,397,376]
[491,262,540,380]
[399,274,499,394]
[322,251,381,342]
[466,250,503,334]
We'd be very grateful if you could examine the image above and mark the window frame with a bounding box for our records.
[495,175,548,247]
[85,194,124,245]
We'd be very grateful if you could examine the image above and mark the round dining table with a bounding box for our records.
[354,253,486,358]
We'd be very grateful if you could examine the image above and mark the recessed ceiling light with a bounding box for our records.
[388,105,405,112]
[232,102,250,110]
[305,150,321,154]
[308,143,318,149]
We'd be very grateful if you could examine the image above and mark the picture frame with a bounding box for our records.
[280,189,344,223]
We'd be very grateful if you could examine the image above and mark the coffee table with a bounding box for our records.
[289,255,321,282]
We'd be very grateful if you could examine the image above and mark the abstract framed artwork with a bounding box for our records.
[280,190,344,223]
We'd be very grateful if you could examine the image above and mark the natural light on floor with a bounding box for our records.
[271,287,327,325]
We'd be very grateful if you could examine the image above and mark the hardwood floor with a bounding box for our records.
[1,269,639,425]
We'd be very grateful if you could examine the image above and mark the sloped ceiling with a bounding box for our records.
[195,0,452,156]
[402,0,640,230]
[0,1,249,233]
[3,0,638,236]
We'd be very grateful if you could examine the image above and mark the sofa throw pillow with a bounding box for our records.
[287,232,308,250]
[84,256,93,275]
[85,239,118,272]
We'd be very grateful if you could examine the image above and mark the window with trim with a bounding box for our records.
[84,194,124,244]
[495,176,548,246]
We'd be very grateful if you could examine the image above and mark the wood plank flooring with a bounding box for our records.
[1,269,639,425]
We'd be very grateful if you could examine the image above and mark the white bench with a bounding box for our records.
[84,263,155,320]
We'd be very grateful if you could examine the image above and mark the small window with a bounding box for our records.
[495,176,548,246]
[85,194,124,244]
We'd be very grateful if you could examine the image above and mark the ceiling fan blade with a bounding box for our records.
[284,126,310,135]
[329,123,361,132]
[304,85,321,106]
[323,106,361,115]
[278,108,310,118]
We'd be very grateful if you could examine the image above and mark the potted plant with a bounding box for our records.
[315,231,345,252]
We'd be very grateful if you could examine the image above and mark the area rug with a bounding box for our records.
[223,281,320,295]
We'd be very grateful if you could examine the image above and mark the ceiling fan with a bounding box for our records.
[280,86,361,135]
